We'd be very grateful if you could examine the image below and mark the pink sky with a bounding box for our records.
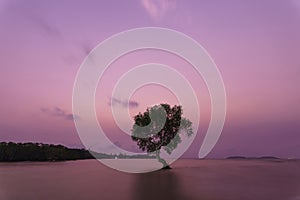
[0,0,299,158]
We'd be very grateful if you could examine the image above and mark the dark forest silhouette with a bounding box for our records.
[0,142,154,162]
[0,142,93,161]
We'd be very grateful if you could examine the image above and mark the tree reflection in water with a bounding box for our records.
[132,170,196,200]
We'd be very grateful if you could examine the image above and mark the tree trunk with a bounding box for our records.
[156,150,171,169]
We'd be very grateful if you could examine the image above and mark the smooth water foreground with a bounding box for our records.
[0,159,300,200]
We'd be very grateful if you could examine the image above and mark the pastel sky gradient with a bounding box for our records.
[0,0,299,158]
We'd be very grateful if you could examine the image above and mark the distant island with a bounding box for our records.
[226,156,280,160]
[0,142,154,162]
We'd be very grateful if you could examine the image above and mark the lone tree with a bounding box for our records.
[131,103,193,169]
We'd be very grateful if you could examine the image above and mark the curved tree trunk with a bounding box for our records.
[155,150,171,169]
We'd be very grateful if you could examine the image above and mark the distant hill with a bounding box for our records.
[0,142,154,162]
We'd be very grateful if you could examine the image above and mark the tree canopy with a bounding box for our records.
[131,104,193,168]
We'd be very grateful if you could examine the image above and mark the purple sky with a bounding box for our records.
[0,0,299,158]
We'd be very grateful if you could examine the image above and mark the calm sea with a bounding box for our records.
[0,159,300,200]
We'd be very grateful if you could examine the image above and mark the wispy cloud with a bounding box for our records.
[29,15,62,39]
[79,40,94,56]
[6,2,62,40]
[108,97,139,108]
[41,107,79,121]
[140,0,176,22]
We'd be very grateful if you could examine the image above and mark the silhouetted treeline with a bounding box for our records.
[0,142,155,162]
[0,142,95,161]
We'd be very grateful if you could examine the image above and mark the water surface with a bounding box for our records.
[1,159,300,200]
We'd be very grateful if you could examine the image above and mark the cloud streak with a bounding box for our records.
[41,107,79,121]
[108,97,139,108]
[6,1,62,40]
[140,0,176,22]
[29,15,62,39]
